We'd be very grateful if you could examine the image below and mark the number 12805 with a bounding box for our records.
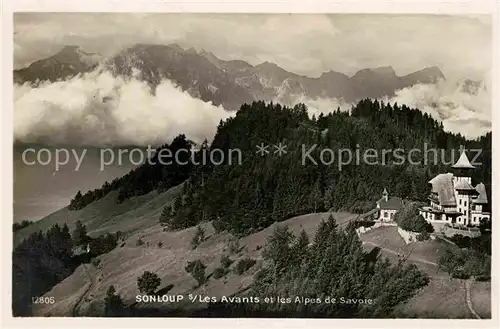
[32,296,55,304]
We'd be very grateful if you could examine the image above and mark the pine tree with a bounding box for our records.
[72,220,88,246]
[104,285,124,316]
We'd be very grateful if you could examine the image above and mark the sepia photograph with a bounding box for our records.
[9,9,494,322]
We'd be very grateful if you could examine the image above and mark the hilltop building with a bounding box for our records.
[419,152,490,228]
[376,188,403,222]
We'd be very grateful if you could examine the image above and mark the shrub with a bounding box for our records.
[234,258,256,275]
[158,241,163,248]
[417,231,430,241]
[185,260,207,286]
[353,220,376,229]
[191,226,206,249]
[228,238,241,254]
[475,275,491,282]
[220,255,233,269]
[137,271,161,295]
[213,267,227,279]
[212,219,226,233]
[89,233,118,256]
[136,238,145,246]
[451,268,471,280]
[91,258,101,267]
[394,203,434,234]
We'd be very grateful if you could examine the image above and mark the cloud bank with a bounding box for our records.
[278,78,490,140]
[14,70,490,147]
[14,71,233,146]
[386,78,491,139]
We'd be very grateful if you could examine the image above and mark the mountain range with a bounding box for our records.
[14,44,447,110]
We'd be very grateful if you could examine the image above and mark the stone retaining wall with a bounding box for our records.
[397,227,420,244]
[444,226,481,238]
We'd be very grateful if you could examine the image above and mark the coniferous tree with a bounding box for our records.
[104,285,124,316]
[72,220,88,246]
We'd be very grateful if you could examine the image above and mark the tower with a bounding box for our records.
[452,151,475,185]
[382,188,388,202]
[452,151,477,226]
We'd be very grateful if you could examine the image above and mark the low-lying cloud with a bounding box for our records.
[14,72,491,147]
[14,70,233,146]
[386,78,491,139]
[282,79,491,140]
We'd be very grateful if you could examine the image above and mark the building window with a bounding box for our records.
[464,201,467,207]
[384,212,388,218]
[459,199,462,205]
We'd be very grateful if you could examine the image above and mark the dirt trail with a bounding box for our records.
[362,239,483,319]
[72,264,96,316]
[465,279,481,319]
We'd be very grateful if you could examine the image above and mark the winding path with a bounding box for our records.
[465,279,481,319]
[361,239,482,319]
[72,264,96,316]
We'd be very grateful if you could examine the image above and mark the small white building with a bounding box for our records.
[419,152,490,228]
[376,188,403,222]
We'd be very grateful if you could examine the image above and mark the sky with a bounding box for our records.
[14,13,492,81]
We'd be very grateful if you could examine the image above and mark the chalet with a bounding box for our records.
[419,151,490,227]
[376,188,403,222]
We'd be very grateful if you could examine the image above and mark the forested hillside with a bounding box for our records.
[161,100,491,235]
[69,100,492,236]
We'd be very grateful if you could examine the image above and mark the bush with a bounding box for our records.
[417,231,430,241]
[220,255,233,269]
[157,241,163,248]
[89,233,118,256]
[91,258,101,267]
[228,238,241,254]
[475,275,491,282]
[394,203,433,234]
[191,226,206,249]
[137,271,161,295]
[136,238,144,246]
[353,220,376,229]
[450,234,471,248]
[212,219,226,233]
[213,267,227,279]
[234,258,256,275]
[451,268,471,280]
[185,260,207,286]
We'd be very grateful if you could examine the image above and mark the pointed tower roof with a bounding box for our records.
[452,152,475,169]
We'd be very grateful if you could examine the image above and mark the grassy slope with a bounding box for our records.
[14,184,183,246]
[30,209,357,316]
[22,189,490,318]
[359,226,490,319]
